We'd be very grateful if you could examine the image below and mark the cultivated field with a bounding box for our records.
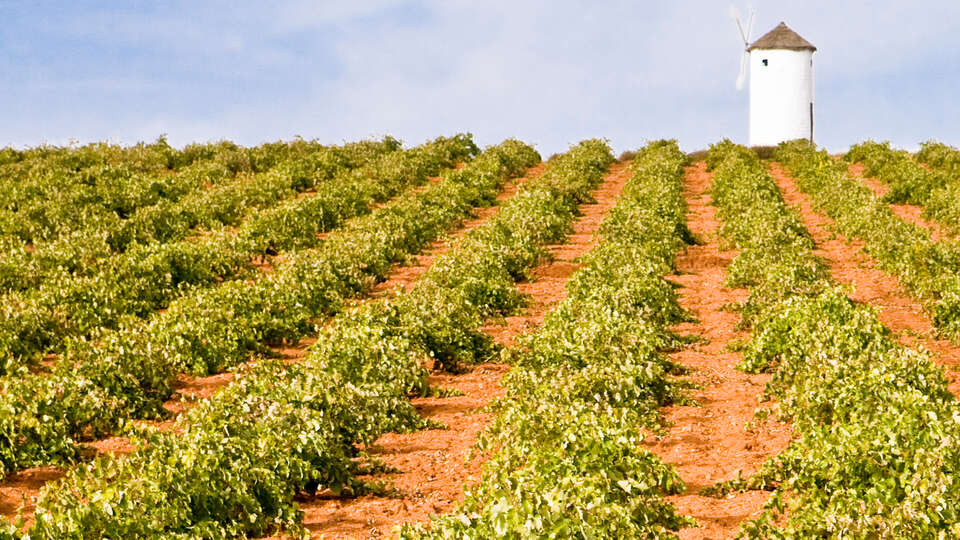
[2,135,960,538]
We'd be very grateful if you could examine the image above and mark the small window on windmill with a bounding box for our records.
[762,58,768,66]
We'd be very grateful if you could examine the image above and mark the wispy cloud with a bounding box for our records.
[1,0,958,153]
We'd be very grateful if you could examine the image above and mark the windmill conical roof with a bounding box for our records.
[747,22,816,51]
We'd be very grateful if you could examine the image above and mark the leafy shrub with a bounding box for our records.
[0,139,539,482]
[403,141,697,539]
[708,140,960,538]
[18,138,586,537]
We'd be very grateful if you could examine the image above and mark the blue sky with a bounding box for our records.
[2,0,958,155]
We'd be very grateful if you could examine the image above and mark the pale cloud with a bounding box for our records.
[270,0,413,30]
[1,0,959,154]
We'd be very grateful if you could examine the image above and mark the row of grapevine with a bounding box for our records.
[0,137,353,246]
[401,141,697,538]
[0,139,218,245]
[0,136,359,175]
[0,136,477,372]
[0,137,403,295]
[846,140,960,235]
[776,140,960,339]
[916,140,960,179]
[0,140,538,480]
[708,141,960,537]
[3,140,609,539]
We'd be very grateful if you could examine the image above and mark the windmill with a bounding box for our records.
[730,7,817,147]
[730,5,755,90]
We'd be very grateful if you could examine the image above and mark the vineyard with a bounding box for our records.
[2,133,960,538]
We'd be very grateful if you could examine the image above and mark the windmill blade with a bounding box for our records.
[730,6,748,44]
[736,51,748,90]
[730,3,751,89]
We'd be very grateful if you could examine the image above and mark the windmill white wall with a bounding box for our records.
[749,48,814,147]
[741,22,816,147]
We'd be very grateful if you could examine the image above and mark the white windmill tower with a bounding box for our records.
[732,10,817,147]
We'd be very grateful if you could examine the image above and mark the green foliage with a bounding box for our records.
[0,136,401,295]
[708,139,831,333]
[780,140,960,341]
[402,141,697,539]
[708,140,960,538]
[0,135,476,370]
[917,140,960,179]
[15,141,628,538]
[847,140,960,234]
[29,367,365,539]
[0,140,539,486]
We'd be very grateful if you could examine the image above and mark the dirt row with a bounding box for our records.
[299,161,634,539]
[283,163,546,538]
[12,158,955,539]
[159,165,515,426]
[649,161,960,539]
[0,159,635,538]
[645,163,791,539]
[847,162,950,242]
[772,162,960,393]
[0,165,530,526]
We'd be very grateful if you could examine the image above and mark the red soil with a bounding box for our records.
[848,162,950,242]
[484,162,633,348]
[770,162,960,395]
[0,164,538,530]
[0,467,60,521]
[290,364,508,540]
[294,162,632,539]
[24,159,950,539]
[369,169,449,211]
[283,165,546,539]
[367,163,547,300]
[645,163,793,539]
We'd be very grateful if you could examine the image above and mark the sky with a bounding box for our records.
[1,0,959,155]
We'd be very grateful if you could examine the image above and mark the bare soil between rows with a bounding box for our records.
[645,162,792,539]
[848,162,950,242]
[280,163,547,539]
[295,161,633,539]
[17,159,947,539]
[770,162,960,395]
[0,165,534,528]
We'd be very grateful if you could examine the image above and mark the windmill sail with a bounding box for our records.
[731,5,754,90]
